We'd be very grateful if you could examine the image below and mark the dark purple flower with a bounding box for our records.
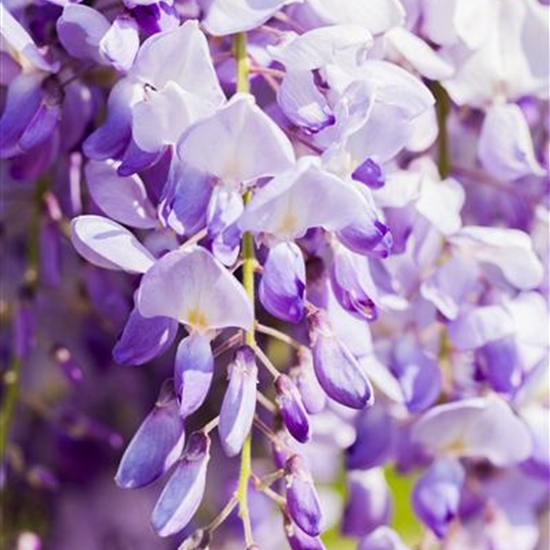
[259,242,306,324]
[285,455,323,537]
[115,390,185,489]
[352,158,385,189]
[275,374,311,443]
[308,311,374,409]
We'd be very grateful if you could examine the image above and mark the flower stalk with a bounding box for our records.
[234,30,255,547]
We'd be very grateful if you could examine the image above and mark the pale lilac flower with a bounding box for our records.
[219,346,258,457]
[412,396,533,467]
[152,431,210,537]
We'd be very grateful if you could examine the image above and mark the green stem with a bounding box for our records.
[0,356,23,462]
[234,31,255,548]
[432,82,451,179]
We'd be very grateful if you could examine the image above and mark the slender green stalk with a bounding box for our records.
[234,30,255,548]
[0,357,23,462]
[432,82,451,179]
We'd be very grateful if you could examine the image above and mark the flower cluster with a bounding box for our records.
[0,1,548,550]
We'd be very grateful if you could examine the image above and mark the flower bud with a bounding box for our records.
[174,333,215,418]
[342,469,391,538]
[219,346,257,457]
[259,242,306,324]
[152,431,211,537]
[308,312,374,409]
[115,389,185,489]
[285,455,323,537]
[290,348,326,415]
[275,374,311,443]
[412,457,465,538]
[284,518,326,550]
[178,529,210,550]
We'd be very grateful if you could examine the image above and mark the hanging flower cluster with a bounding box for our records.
[0,1,548,550]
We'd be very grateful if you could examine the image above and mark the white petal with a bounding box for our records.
[478,103,546,181]
[85,160,157,229]
[202,0,300,36]
[450,226,544,290]
[177,94,295,186]
[307,0,405,35]
[239,156,365,239]
[132,83,215,152]
[70,215,155,274]
[130,21,225,105]
[137,247,253,331]
[385,27,454,80]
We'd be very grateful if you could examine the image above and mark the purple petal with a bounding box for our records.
[277,70,335,133]
[351,158,385,189]
[0,73,42,158]
[391,340,441,413]
[18,99,61,152]
[290,348,327,415]
[285,454,323,537]
[206,186,243,265]
[476,337,522,394]
[336,190,392,257]
[118,139,166,177]
[113,305,178,366]
[448,304,515,351]
[219,346,257,457]
[152,431,210,537]
[347,404,394,470]
[357,526,411,550]
[309,312,374,409]
[285,520,327,550]
[159,161,213,236]
[83,79,139,160]
[330,247,378,321]
[275,374,311,443]
[70,215,155,274]
[412,457,465,538]
[57,4,110,62]
[343,469,390,538]
[174,333,214,418]
[259,242,306,323]
[115,394,185,489]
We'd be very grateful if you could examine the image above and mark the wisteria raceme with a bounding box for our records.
[0,1,548,550]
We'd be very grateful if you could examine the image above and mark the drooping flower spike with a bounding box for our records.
[3,2,548,549]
